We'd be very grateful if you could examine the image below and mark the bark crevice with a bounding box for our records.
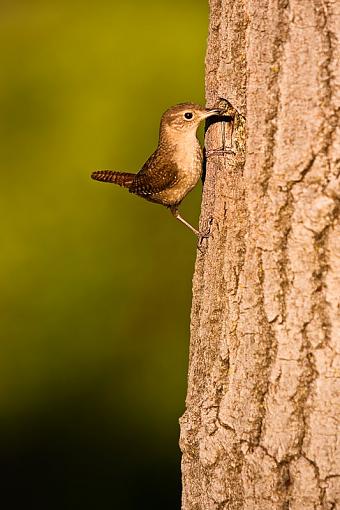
[181,0,340,508]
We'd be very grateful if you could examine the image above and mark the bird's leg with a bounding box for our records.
[170,207,213,249]
[170,206,199,236]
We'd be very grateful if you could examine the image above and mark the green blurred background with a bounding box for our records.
[0,0,207,507]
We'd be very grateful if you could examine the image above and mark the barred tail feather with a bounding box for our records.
[91,170,134,188]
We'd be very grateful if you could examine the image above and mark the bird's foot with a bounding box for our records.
[197,218,213,252]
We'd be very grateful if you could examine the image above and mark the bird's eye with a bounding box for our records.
[184,112,193,120]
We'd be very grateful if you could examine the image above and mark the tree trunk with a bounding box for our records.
[180,1,340,509]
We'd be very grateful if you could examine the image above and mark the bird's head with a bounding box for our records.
[160,103,225,137]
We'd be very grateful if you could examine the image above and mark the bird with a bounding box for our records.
[91,103,224,237]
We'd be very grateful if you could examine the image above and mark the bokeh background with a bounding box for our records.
[0,0,207,508]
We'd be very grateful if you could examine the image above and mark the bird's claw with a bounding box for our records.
[197,218,213,252]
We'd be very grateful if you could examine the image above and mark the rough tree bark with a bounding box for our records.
[180,1,340,509]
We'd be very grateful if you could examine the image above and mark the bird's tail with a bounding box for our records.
[91,170,134,189]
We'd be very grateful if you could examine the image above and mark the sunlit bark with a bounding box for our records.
[180,1,340,508]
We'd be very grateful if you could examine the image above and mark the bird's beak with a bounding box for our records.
[203,107,226,117]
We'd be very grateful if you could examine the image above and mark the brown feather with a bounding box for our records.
[130,166,178,196]
[91,171,134,188]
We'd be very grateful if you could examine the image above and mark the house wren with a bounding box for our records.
[91,103,224,236]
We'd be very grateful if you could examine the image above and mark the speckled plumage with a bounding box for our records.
[91,103,224,235]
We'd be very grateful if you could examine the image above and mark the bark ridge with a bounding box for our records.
[180,1,340,508]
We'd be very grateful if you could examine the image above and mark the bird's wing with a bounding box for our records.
[129,155,179,196]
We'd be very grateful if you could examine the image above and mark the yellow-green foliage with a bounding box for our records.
[0,1,207,505]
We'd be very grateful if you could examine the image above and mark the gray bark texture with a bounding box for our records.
[180,1,340,509]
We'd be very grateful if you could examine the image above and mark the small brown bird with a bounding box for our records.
[91,103,224,236]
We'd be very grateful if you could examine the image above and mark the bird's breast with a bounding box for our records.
[155,142,203,205]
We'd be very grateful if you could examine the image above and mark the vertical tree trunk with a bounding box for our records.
[180,1,340,509]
